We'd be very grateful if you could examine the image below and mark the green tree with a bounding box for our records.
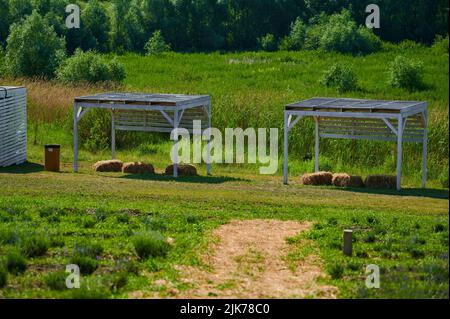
[145,30,171,55]
[5,10,65,78]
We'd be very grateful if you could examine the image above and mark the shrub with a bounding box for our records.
[21,235,49,257]
[5,10,65,78]
[6,251,27,275]
[328,263,344,279]
[431,35,449,54]
[321,64,358,93]
[145,30,171,55]
[44,270,67,290]
[388,55,425,91]
[286,17,307,50]
[0,266,7,288]
[56,49,126,84]
[132,231,170,259]
[69,255,98,275]
[73,241,104,258]
[258,33,277,52]
[318,10,381,55]
[0,226,19,245]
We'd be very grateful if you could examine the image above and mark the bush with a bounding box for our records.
[21,235,49,257]
[6,251,27,275]
[69,255,98,275]
[73,241,104,258]
[44,270,67,290]
[0,266,7,288]
[5,10,65,78]
[321,64,358,93]
[319,10,381,55]
[56,49,126,84]
[258,33,277,52]
[132,231,170,259]
[285,18,307,50]
[432,35,449,54]
[388,55,425,91]
[145,30,171,55]
[328,263,344,279]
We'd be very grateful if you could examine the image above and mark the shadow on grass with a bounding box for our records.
[116,173,248,184]
[341,187,449,200]
[0,162,44,174]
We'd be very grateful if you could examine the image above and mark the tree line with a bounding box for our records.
[0,0,448,54]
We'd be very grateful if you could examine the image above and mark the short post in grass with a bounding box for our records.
[343,230,353,257]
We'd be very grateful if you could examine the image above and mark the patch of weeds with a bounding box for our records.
[49,236,65,248]
[95,209,108,222]
[313,223,324,230]
[133,231,170,259]
[69,255,98,275]
[140,216,167,232]
[0,266,7,288]
[364,232,377,243]
[432,223,446,233]
[328,241,342,250]
[6,251,27,275]
[116,213,131,224]
[105,272,128,292]
[327,218,338,226]
[185,214,202,224]
[0,227,19,245]
[73,242,104,258]
[347,261,362,272]
[409,248,425,259]
[115,259,140,275]
[81,216,97,229]
[328,263,345,279]
[67,281,110,299]
[21,235,50,257]
[411,236,426,245]
[366,216,378,225]
[146,259,163,272]
[0,211,12,222]
[44,270,68,291]
[356,250,369,258]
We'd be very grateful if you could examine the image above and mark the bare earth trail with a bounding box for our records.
[173,220,337,299]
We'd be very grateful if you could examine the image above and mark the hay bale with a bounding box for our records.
[364,175,397,189]
[93,160,123,172]
[301,172,333,186]
[332,173,364,188]
[122,162,155,174]
[165,164,197,176]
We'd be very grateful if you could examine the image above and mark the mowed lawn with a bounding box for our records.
[0,159,448,299]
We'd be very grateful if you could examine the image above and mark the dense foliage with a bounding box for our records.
[4,10,65,78]
[56,49,125,84]
[0,0,448,52]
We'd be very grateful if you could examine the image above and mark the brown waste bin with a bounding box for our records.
[44,145,60,172]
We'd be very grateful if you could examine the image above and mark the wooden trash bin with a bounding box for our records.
[44,144,60,172]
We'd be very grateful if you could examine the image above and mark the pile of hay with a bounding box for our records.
[301,172,333,186]
[122,162,155,174]
[364,175,397,189]
[93,160,123,172]
[165,164,197,176]
[332,173,364,188]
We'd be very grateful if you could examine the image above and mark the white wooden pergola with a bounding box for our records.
[73,93,212,177]
[283,97,428,190]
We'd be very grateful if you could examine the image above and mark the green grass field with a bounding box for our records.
[0,44,449,299]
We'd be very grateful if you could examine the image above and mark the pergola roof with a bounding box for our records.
[286,97,424,114]
[75,92,210,107]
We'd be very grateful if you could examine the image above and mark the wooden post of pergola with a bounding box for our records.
[73,93,212,177]
[283,97,428,191]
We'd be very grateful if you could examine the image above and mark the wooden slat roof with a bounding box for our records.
[75,92,210,107]
[286,97,425,113]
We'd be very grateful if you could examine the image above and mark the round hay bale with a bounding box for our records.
[301,172,333,186]
[165,164,197,176]
[93,160,123,172]
[364,175,397,189]
[332,173,364,188]
[122,162,155,174]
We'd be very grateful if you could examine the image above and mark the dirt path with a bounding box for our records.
[176,219,337,299]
